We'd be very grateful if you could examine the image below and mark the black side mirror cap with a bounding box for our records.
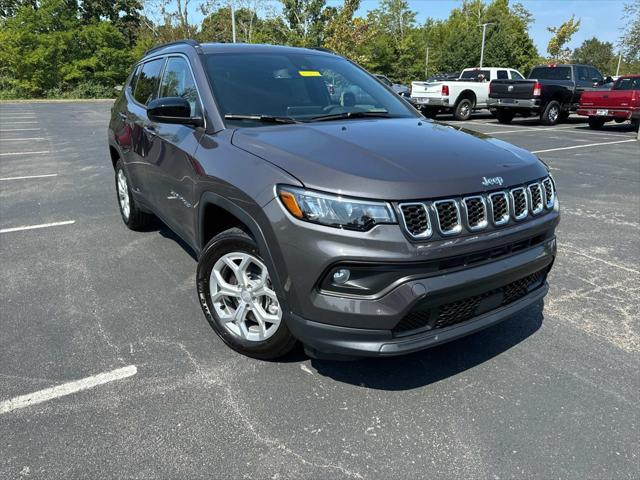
[147,97,203,127]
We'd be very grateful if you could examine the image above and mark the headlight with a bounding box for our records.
[277,185,396,231]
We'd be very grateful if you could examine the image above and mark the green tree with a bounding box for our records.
[572,37,615,73]
[79,0,142,44]
[547,15,580,62]
[619,1,640,61]
[280,0,330,47]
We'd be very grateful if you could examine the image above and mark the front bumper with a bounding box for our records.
[286,241,554,358]
[488,98,540,110]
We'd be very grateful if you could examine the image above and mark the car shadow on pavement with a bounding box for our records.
[308,301,544,391]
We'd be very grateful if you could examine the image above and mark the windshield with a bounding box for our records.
[204,52,416,125]
[530,67,572,80]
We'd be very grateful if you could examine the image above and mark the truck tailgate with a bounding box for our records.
[580,90,637,109]
[411,81,443,96]
[490,80,535,98]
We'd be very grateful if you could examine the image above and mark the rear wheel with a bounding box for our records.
[587,116,607,129]
[196,228,297,360]
[114,160,153,230]
[540,100,561,125]
[453,98,473,121]
[495,109,515,124]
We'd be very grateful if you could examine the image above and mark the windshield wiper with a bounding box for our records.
[310,111,390,122]
[224,114,302,124]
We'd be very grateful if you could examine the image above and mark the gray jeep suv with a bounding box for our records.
[108,41,559,360]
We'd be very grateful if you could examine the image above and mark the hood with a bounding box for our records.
[231,118,548,200]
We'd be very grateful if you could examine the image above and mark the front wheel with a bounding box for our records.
[453,98,473,121]
[588,116,607,129]
[540,100,562,125]
[114,160,153,230]
[196,228,297,360]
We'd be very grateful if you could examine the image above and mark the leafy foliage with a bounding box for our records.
[546,15,580,62]
[572,37,616,74]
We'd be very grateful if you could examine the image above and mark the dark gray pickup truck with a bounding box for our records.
[488,64,609,125]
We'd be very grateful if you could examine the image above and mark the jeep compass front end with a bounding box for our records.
[108,41,558,359]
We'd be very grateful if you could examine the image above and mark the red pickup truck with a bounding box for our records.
[577,75,640,129]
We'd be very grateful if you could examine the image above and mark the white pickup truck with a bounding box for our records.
[411,67,525,120]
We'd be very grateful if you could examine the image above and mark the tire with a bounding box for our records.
[631,118,640,131]
[495,109,515,124]
[421,107,439,119]
[114,160,153,230]
[588,117,607,129]
[453,97,473,121]
[540,100,562,125]
[196,228,297,360]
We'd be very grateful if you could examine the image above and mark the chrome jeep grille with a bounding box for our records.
[398,177,554,240]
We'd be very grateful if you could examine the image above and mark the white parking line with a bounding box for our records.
[0,150,50,156]
[0,174,58,181]
[481,127,631,137]
[0,137,46,142]
[0,122,38,125]
[532,139,636,154]
[0,128,41,132]
[0,365,137,414]
[0,220,75,234]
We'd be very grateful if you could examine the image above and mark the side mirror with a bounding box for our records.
[147,97,203,126]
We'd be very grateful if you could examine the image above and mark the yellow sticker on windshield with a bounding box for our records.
[299,70,322,77]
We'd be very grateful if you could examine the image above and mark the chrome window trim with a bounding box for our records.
[488,191,510,226]
[462,195,488,231]
[542,177,555,209]
[433,199,462,236]
[398,202,432,239]
[510,187,529,221]
[528,183,544,215]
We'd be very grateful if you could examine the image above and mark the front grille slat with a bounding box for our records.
[542,177,555,209]
[399,202,432,238]
[463,196,488,231]
[489,192,509,226]
[393,267,548,334]
[528,183,544,215]
[434,200,462,235]
[510,187,528,220]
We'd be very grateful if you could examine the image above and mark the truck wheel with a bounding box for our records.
[453,98,473,121]
[421,107,439,119]
[588,117,607,129]
[495,110,515,124]
[540,100,561,125]
[196,228,297,360]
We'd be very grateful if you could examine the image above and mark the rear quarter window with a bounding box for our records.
[614,77,640,90]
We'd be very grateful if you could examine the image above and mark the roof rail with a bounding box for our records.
[145,39,201,56]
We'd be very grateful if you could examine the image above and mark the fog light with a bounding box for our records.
[332,268,350,284]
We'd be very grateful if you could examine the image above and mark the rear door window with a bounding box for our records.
[134,58,165,106]
[159,57,201,116]
[510,70,524,80]
[614,77,640,90]
[496,70,508,80]
[588,67,603,83]
[460,69,490,81]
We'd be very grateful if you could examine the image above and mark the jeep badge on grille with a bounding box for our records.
[481,176,504,187]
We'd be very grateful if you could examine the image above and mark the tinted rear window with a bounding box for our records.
[460,69,490,81]
[134,58,165,106]
[614,77,640,90]
[529,67,572,80]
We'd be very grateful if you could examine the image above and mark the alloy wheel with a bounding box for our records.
[209,252,281,342]
[117,169,130,219]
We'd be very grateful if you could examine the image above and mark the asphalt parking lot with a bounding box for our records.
[1,101,638,479]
